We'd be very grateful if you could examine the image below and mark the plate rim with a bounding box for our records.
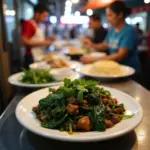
[8,72,63,88]
[77,64,135,79]
[15,85,143,142]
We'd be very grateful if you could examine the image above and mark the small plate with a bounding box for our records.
[8,70,80,88]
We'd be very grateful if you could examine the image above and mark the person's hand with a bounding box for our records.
[82,38,92,48]
[44,40,52,46]
[80,56,95,64]
[48,35,56,41]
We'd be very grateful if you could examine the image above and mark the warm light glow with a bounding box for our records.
[134,96,140,102]
[75,11,80,16]
[86,9,93,16]
[144,0,150,4]
[103,0,111,2]
[137,129,146,141]
[71,0,79,3]
[125,110,133,116]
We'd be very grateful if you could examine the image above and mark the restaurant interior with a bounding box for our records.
[0,0,150,149]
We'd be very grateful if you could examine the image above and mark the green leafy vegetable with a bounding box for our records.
[33,79,134,134]
[21,69,54,84]
[41,114,68,129]
[77,91,83,102]
[111,113,135,120]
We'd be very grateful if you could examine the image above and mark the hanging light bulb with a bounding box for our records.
[86,9,93,16]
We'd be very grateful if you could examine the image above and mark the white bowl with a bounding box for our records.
[51,68,75,81]
[29,62,51,70]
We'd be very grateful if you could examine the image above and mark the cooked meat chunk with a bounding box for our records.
[103,98,109,104]
[104,120,114,128]
[66,104,79,115]
[82,100,89,108]
[114,108,124,114]
[68,97,78,105]
[112,98,118,104]
[82,100,88,105]
[100,93,108,98]
[77,116,91,131]
[111,115,121,124]
[36,112,47,123]
[108,99,114,105]
[32,106,38,112]
[106,106,112,112]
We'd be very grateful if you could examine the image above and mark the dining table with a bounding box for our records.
[0,79,150,150]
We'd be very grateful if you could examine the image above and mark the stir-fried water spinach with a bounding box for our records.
[33,79,134,134]
[21,69,54,84]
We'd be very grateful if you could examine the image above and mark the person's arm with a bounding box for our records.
[92,42,109,51]
[21,36,52,47]
[101,48,128,62]
[21,21,52,47]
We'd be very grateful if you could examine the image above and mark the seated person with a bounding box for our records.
[81,1,140,71]
[83,14,107,49]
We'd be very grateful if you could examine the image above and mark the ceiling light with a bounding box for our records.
[75,11,80,16]
[71,0,79,4]
[49,16,57,24]
[5,10,16,16]
[125,17,131,24]
[61,16,89,24]
[144,0,150,3]
[86,9,93,16]
[103,23,108,28]
[11,10,16,16]
[65,6,72,11]
[104,0,111,2]
[65,0,72,6]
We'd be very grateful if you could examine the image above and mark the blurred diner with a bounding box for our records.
[21,4,56,69]
[83,14,107,49]
[81,1,140,71]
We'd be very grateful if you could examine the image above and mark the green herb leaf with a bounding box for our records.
[41,114,68,129]
[77,91,83,102]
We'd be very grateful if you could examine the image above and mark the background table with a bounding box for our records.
[0,80,149,150]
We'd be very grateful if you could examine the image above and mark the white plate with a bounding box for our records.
[76,64,135,79]
[8,70,80,88]
[15,86,143,142]
[85,52,107,60]
[29,61,82,70]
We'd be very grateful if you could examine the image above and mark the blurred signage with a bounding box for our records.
[132,4,150,14]
[60,16,89,24]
